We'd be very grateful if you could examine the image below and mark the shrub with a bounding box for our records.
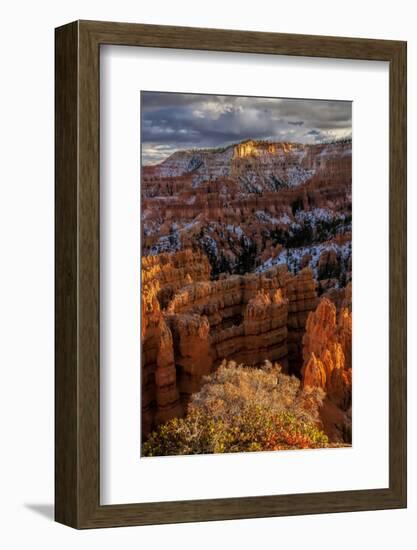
[142,360,328,456]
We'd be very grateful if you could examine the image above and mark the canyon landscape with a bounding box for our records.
[140,92,352,456]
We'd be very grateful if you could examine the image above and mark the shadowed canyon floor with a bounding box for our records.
[141,138,352,453]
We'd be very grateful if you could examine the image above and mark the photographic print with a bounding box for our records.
[141,91,352,457]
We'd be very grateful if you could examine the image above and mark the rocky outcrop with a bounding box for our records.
[239,288,288,366]
[166,268,288,368]
[166,265,316,371]
[318,248,339,279]
[301,297,352,442]
[141,294,162,437]
[167,314,212,408]
[302,298,337,362]
[322,281,352,312]
[141,138,352,442]
[145,139,350,197]
[142,249,211,308]
[141,257,320,436]
[154,317,183,425]
[286,268,319,374]
[141,250,210,435]
[142,139,352,287]
[338,306,352,371]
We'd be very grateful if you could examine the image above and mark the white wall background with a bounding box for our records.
[0,0,414,547]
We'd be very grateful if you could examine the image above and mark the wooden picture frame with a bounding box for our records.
[55,20,407,528]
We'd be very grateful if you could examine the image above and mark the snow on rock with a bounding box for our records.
[295,208,344,225]
[255,211,291,225]
[226,224,244,238]
[256,241,352,279]
[285,166,315,187]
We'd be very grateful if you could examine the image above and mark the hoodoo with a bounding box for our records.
[141,136,352,443]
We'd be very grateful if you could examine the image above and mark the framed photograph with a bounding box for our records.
[55,20,406,528]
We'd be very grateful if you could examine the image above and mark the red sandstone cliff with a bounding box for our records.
[141,250,323,436]
[301,297,352,441]
[142,139,352,285]
[141,138,352,442]
[141,249,211,435]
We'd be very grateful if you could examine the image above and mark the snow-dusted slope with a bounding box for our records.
[147,139,351,192]
[141,138,352,286]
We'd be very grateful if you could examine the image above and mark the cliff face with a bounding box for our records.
[141,249,211,434]
[142,139,352,284]
[141,138,352,443]
[141,252,321,436]
[286,268,319,374]
[154,317,183,426]
[166,267,293,369]
[301,297,352,441]
[142,249,211,308]
[144,139,350,193]
[167,314,212,409]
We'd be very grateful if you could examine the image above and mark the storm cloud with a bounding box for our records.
[141,91,352,165]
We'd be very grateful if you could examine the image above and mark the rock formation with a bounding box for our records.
[142,248,211,308]
[141,252,321,435]
[141,250,210,435]
[286,268,319,374]
[167,313,212,408]
[142,139,352,284]
[154,317,183,425]
[301,297,352,441]
[141,138,352,443]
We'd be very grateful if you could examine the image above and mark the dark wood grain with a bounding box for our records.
[55,20,407,529]
[55,21,79,527]
[388,41,407,505]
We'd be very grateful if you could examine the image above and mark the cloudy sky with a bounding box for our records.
[141,91,352,165]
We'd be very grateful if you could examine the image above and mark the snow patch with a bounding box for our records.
[256,241,351,279]
[255,211,291,225]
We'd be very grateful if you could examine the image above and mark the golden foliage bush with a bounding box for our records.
[142,360,328,456]
[191,359,325,425]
